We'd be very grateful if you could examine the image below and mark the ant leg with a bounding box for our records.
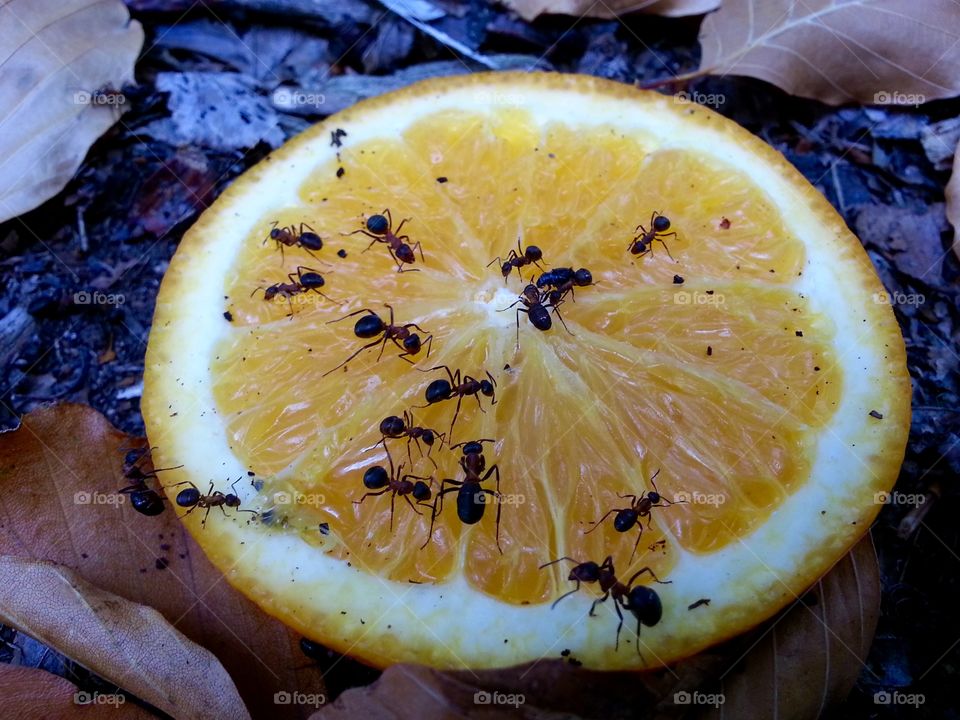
[589,591,610,617]
[389,491,396,531]
[629,526,644,563]
[404,322,431,334]
[376,334,393,361]
[552,305,575,336]
[491,465,502,554]
[402,493,423,516]
[497,298,524,312]
[486,371,498,406]
[515,308,523,349]
[384,208,393,228]
[201,505,213,528]
[420,484,459,549]
[448,394,463,441]
[613,599,625,651]
[419,364,458,384]
[584,508,618,535]
[326,307,378,325]
[538,556,580,570]
[410,241,424,262]
[353,488,390,505]
[626,566,672,586]
[616,492,640,502]
[549,579,581,610]
[486,255,504,268]
[322,337,385,377]
[395,216,409,234]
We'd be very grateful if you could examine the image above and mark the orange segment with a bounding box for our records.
[143,73,910,671]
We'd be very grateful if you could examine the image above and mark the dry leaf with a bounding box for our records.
[693,0,960,105]
[0,0,143,223]
[945,145,960,262]
[313,538,880,719]
[0,403,326,719]
[0,557,248,720]
[502,0,720,22]
[0,665,155,720]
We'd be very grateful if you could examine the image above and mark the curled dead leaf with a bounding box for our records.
[0,0,143,223]
[0,557,249,720]
[945,145,960,262]
[0,403,327,719]
[0,665,155,720]
[312,538,880,718]
[501,0,720,22]
[690,0,960,105]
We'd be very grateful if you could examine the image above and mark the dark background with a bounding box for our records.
[1,1,958,717]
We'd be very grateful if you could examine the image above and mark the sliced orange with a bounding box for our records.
[142,73,910,670]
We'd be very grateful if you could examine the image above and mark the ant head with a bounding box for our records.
[270,227,283,239]
[500,261,512,276]
[574,268,593,286]
[263,285,279,301]
[425,379,451,404]
[648,491,661,504]
[224,493,241,508]
[571,561,601,582]
[653,215,671,232]
[363,466,389,489]
[396,244,415,263]
[630,240,647,255]
[412,481,432,502]
[525,245,543,262]
[354,313,385,339]
[522,284,539,300]
[480,379,495,397]
[176,487,201,508]
[461,441,484,456]
[366,214,388,234]
[403,334,421,352]
[380,415,405,437]
[627,586,663,627]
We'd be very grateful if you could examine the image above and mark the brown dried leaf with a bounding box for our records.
[0,403,326,719]
[0,665,155,720]
[312,538,879,719]
[501,0,720,22]
[945,145,960,262]
[0,0,143,222]
[0,557,248,720]
[694,0,960,105]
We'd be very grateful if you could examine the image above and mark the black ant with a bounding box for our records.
[366,410,445,467]
[487,239,545,281]
[265,221,323,262]
[348,209,423,272]
[253,266,336,309]
[584,469,685,561]
[118,447,182,516]
[539,555,668,653]
[422,439,503,553]
[354,447,433,531]
[169,478,257,527]
[537,267,595,304]
[499,284,572,348]
[323,304,433,376]
[628,212,676,260]
[419,365,497,439]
